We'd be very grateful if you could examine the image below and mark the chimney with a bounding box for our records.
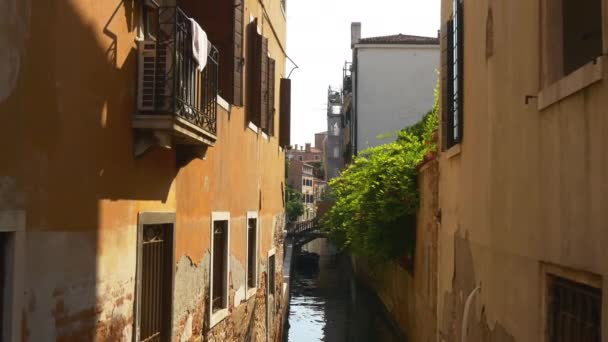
[294,144,298,151]
[305,143,311,153]
[351,22,361,48]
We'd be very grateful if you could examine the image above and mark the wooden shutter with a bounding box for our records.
[268,58,276,136]
[233,0,244,106]
[279,78,291,147]
[260,38,269,132]
[247,20,262,126]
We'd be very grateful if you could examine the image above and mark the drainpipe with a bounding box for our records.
[461,285,481,342]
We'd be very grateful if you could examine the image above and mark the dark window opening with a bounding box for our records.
[139,224,174,342]
[0,233,7,339]
[562,0,603,76]
[177,0,244,105]
[212,220,228,312]
[268,254,276,295]
[247,218,257,289]
[547,275,601,342]
[142,2,159,40]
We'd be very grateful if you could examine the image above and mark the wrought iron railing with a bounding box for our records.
[154,6,219,135]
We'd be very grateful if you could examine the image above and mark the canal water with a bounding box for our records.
[285,238,403,342]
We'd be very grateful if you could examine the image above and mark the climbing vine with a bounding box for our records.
[321,87,439,266]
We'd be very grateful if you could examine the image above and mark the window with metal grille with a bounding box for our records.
[247,218,258,289]
[0,233,6,339]
[268,254,276,295]
[212,220,229,312]
[443,0,464,150]
[138,223,174,342]
[547,275,601,342]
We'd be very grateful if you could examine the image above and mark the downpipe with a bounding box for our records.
[461,285,481,342]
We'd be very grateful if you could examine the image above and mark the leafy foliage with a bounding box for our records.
[285,185,304,222]
[321,90,438,265]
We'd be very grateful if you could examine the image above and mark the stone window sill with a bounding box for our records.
[538,57,604,111]
[445,144,461,159]
[209,308,229,328]
[246,287,257,300]
[248,122,259,133]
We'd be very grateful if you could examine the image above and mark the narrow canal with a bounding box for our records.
[284,238,403,342]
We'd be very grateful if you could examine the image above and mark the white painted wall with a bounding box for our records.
[355,45,439,150]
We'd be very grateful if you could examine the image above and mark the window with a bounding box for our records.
[268,253,276,295]
[0,233,8,340]
[333,147,340,158]
[210,212,230,326]
[547,275,601,342]
[315,155,320,160]
[442,0,464,150]
[262,58,276,135]
[298,156,303,161]
[135,213,175,342]
[246,212,258,296]
[142,0,159,40]
[246,19,272,127]
[544,0,603,83]
[177,0,244,105]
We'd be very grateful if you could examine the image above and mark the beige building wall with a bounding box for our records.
[438,0,608,341]
[0,0,288,340]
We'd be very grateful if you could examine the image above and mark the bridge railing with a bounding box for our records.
[286,218,319,236]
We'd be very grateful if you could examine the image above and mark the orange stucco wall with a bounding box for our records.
[0,0,287,340]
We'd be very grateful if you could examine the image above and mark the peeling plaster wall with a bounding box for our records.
[174,254,209,341]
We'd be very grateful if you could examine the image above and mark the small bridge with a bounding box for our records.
[286,219,326,247]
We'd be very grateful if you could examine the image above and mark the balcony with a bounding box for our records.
[134,6,219,158]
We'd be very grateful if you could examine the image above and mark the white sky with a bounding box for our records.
[285,0,441,147]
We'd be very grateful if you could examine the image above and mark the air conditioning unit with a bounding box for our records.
[137,39,172,112]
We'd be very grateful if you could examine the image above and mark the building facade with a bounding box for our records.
[0,0,291,341]
[437,0,608,341]
[349,22,440,153]
[325,87,344,180]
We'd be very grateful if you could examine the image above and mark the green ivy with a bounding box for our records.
[321,89,438,266]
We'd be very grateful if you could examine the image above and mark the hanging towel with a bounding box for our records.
[189,18,208,72]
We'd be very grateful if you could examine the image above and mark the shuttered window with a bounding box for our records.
[279,78,291,147]
[260,38,269,132]
[267,58,276,136]
[442,0,464,150]
[233,0,244,106]
[247,20,262,126]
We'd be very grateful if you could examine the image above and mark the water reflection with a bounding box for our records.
[286,239,402,342]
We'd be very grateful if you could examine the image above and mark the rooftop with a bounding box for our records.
[358,33,439,45]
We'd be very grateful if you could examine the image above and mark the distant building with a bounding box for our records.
[287,143,323,163]
[325,87,344,180]
[348,22,439,153]
[286,160,320,221]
